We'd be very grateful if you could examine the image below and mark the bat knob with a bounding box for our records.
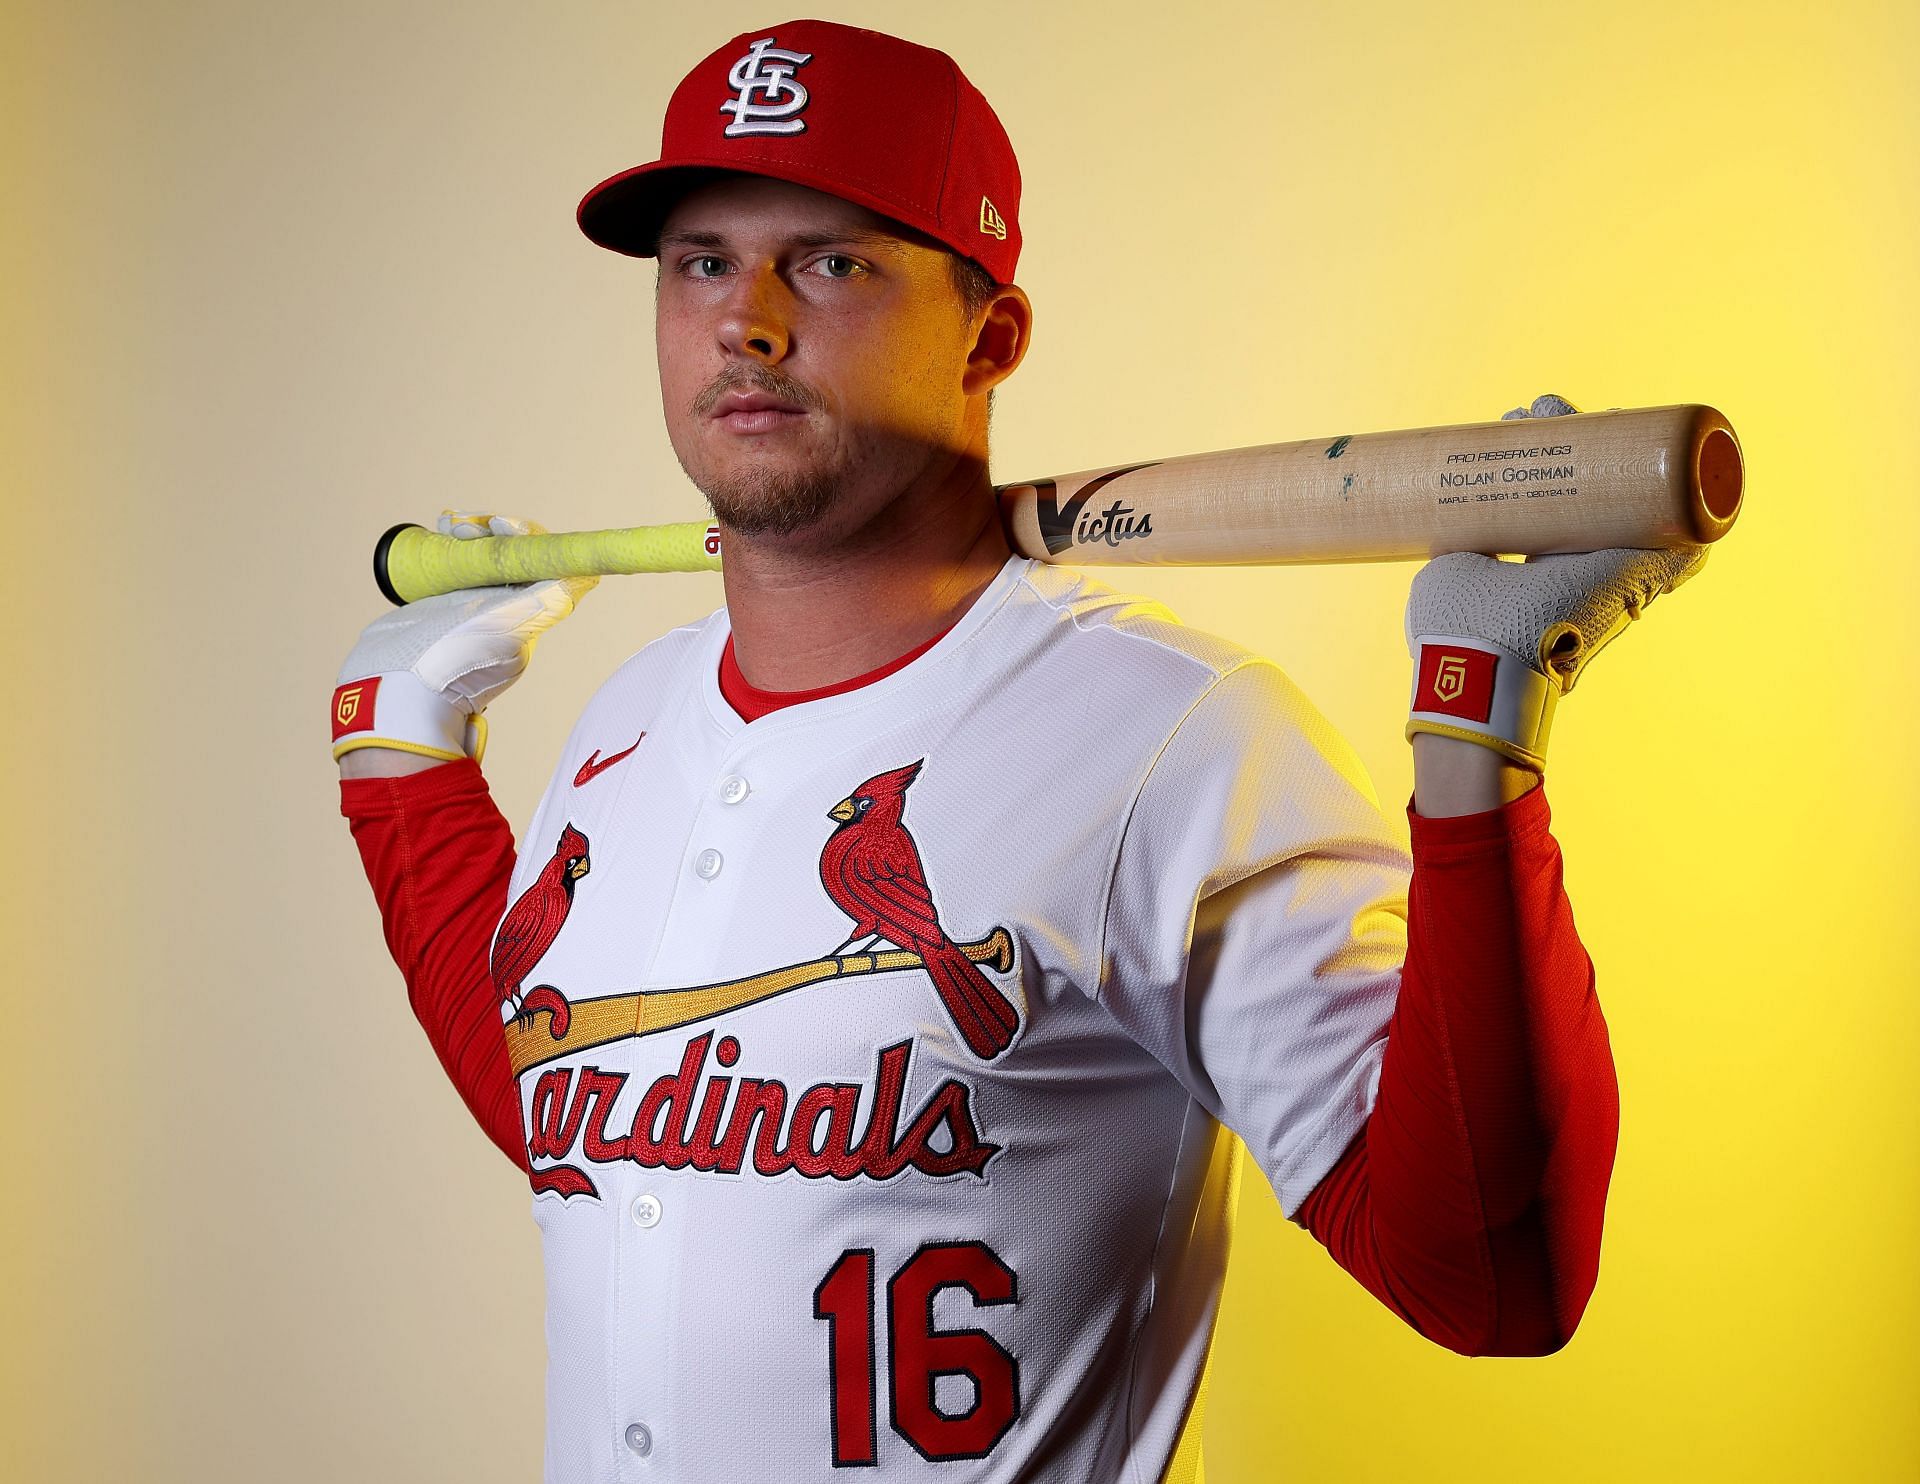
[373,522,425,607]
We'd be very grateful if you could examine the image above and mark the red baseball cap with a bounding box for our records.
[577,19,1022,282]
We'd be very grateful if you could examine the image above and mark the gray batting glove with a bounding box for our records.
[1404,395,1709,771]
[330,511,597,766]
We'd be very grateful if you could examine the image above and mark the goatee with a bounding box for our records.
[699,463,840,538]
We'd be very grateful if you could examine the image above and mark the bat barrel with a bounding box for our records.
[996,403,1743,567]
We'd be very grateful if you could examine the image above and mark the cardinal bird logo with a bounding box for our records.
[492,823,590,1028]
[819,761,1020,1060]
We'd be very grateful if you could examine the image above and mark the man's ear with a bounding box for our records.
[963,284,1033,396]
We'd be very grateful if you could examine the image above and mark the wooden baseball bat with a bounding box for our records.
[372,404,1742,604]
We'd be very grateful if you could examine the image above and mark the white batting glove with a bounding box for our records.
[1404,395,1709,771]
[330,512,597,764]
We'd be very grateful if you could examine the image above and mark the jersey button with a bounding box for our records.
[718,774,750,805]
[630,1193,663,1228]
[694,848,723,880]
[624,1421,653,1456]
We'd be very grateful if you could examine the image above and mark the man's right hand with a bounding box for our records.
[331,512,597,778]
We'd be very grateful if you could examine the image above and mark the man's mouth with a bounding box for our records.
[708,389,811,434]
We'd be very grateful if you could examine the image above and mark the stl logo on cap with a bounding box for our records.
[721,36,815,137]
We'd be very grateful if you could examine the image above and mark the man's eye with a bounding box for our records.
[813,254,864,279]
[686,256,729,278]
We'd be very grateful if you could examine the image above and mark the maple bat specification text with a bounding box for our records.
[1434,441,1582,505]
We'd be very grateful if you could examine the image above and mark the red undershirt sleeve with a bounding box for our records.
[1293,782,1619,1356]
[339,759,529,1174]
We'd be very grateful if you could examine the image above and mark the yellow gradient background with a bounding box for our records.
[5,2,1914,1479]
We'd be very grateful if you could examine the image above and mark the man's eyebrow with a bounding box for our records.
[654,227,909,256]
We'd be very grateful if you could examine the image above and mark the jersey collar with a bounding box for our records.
[698,553,1031,736]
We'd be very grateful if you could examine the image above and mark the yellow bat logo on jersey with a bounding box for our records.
[503,928,1013,1078]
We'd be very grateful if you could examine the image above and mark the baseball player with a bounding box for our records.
[333,20,1704,1482]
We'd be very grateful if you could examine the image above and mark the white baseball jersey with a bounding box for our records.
[499,554,1412,1482]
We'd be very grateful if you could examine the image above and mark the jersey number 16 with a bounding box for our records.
[813,1241,1021,1466]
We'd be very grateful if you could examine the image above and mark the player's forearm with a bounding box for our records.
[1410,733,1540,818]
[338,747,453,779]
[339,759,529,1172]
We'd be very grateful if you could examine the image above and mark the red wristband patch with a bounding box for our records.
[332,678,380,740]
[1414,644,1496,722]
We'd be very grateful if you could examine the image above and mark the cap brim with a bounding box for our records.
[576,156,955,262]
[577,162,737,258]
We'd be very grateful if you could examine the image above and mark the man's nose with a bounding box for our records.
[716,265,792,364]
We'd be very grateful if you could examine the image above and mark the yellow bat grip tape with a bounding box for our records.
[377,521,723,604]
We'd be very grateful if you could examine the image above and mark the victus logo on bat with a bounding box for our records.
[1071,498,1154,549]
[1019,464,1163,555]
[496,759,1021,1201]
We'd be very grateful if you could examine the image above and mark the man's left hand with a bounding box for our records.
[1404,394,1709,772]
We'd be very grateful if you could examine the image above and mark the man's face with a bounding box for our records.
[653,173,982,541]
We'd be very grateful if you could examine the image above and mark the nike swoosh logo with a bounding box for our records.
[573,733,646,788]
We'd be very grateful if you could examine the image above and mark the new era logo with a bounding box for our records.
[1415,645,1495,722]
[979,196,1007,240]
